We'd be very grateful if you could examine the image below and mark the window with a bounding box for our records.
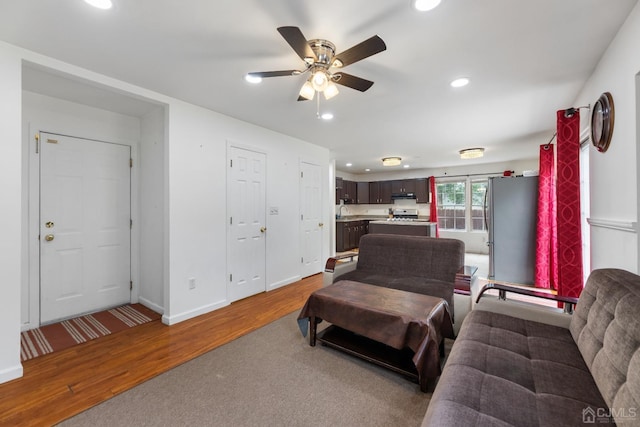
[470,180,488,231]
[436,178,488,232]
[436,181,466,230]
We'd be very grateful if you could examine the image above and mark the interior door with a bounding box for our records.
[300,161,323,277]
[40,133,131,324]
[227,146,267,302]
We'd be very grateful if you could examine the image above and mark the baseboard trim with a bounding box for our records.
[161,299,229,326]
[268,275,302,291]
[138,296,164,315]
[0,363,23,385]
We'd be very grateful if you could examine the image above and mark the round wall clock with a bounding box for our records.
[591,92,614,152]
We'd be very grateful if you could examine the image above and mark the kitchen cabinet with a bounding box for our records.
[356,181,369,204]
[391,179,416,194]
[336,220,369,252]
[415,178,429,203]
[369,180,392,204]
[336,178,357,204]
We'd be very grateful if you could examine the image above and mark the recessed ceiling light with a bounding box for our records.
[245,74,262,84]
[321,112,334,120]
[450,77,470,88]
[413,0,441,12]
[346,163,353,167]
[365,168,371,172]
[84,0,113,10]
[403,164,410,168]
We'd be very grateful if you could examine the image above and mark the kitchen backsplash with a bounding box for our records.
[336,199,431,217]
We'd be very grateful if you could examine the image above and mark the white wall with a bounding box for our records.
[0,42,23,383]
[0,40,332,384]
[139,107,166,313]
[163,100,331,324]
[572,3,640,273]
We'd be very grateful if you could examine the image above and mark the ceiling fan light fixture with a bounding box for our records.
[382,157,402,167]
[299,81,315,100]
[413,0,441,12]
[311,70,329,92]
[324,82,339,100]
[459,148,484,159]
[332,59,344,68]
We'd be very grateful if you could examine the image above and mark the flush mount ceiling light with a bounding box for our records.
[320,112,334,120]
[413,0,441,12]
[84,0,113,9]
[382,157,402,166]
[459,148,484,159]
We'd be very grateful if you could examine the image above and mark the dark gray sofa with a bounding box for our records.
[423,268,640,426]
[330,234,465,315]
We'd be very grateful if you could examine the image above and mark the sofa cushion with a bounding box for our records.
[355,234,465,284]
[423,310,613,426]
[569,268,640,420]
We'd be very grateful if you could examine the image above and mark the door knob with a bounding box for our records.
[260,227,267,233]
[45,221,54,228]
[319,222,324,227]
[44,234,55,241]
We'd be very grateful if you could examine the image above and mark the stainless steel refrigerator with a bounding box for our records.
[486,176,538,285]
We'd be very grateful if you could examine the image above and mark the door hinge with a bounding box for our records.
[130,158,133,168]
[301,257,304,263]
[130,219,133,229]
[130,281,133,290]
[229,273,233,282]
[230,159,233,167]
[301,214,304,220]
[35,133,40,154]
[230,217,233,225]
[301,171,303,178]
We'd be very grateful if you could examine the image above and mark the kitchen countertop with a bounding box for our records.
[368,220,436,226]
[335,216,387,223]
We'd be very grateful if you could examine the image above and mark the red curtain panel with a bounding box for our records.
[429,176,439,237]
[535,144,558,289]
[556,110,583,299]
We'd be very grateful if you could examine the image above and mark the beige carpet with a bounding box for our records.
[60,311,445,427]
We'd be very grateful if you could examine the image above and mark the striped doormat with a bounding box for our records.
[20,304,161,362]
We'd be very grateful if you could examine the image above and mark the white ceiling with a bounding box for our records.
[1,0,637,173]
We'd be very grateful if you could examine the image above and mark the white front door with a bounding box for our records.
[300,161,323,277]
[40,133,131,324]
[227,146,267,302]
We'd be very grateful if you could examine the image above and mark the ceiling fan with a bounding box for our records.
[247,26,386,101]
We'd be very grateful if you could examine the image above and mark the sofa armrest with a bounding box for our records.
[324,251,359,273]
[454,265,477,295]
[322,252,359,286]
[476,283,579,314]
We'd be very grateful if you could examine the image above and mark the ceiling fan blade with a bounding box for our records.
[297,95,310,102]
[248,70,299,78]
[334,72,374,92]
[333,35,386,67]
[277,26,317,61]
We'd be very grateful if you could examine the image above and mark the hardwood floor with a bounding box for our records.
[0,274,323,426]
